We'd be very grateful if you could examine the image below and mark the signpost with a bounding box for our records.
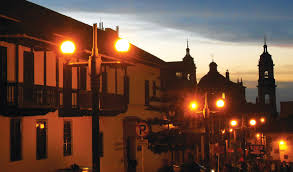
[248,144,265,156]
[136,122,149,172]
[136,122,149,137]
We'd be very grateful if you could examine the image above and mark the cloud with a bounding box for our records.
[28,0,293,45]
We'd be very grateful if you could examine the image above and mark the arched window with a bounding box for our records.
[264,71,269,78]
[265,94,270,104]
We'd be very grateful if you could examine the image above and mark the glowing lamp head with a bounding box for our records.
[60,41,76,54]
[229,128,233,132]
[256,133,260,138]
[115,38,130,52]
[249,119,256,126]
[216,99,225,108]
[221,130,225,134]
[260,117,265,123]
[279,140,287,150]
[189,101,198,111]
[230,120,238,127]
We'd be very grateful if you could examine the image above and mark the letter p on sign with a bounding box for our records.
[136,122,149,137]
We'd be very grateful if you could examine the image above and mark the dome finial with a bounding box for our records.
[187,38,189,48]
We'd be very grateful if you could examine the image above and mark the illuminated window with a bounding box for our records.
[64,120,72,156]
[10,119,22,161]
[264,71,269,78]
[187,74,191,80]
[36,120,47,160]
[176,72,182,78]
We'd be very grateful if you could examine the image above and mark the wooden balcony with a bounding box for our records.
[0,82,128,117]
[0,82,58,116]
[59,90,128,117]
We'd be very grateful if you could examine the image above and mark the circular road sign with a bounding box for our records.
[136,122,149,137]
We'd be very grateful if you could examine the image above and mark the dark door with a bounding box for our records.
[0,46,7,104]
[23,51,34,103]
[124,118,138,172]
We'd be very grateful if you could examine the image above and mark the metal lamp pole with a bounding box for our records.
[202,92,210,169]
[90,23,102,172]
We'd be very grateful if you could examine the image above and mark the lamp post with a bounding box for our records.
[60,23,130,172]
[189,92,225,169]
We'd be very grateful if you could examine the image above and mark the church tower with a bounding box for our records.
[182,40,197,85]
[257,38,277,114]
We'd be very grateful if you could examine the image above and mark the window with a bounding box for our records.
[102,70,108,93]
[145,80,149,105]
[64,120,72,156]
[124,76,129,103]
[80,67,87,90]
[152,81,156,97]
[264,71,269,78]
[187,74,191,80]
[176,72,182,78]
[36,120,47,160]
[10,119,22,161]
[265,94,270,104]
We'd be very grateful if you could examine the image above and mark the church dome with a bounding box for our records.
[198,61,228,89]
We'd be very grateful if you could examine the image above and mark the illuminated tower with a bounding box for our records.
[257,38,277,114]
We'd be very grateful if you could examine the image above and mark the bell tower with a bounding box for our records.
[182,40,197,85]
[257,38,277,114]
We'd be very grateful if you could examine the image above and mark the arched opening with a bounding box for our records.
[265,94,270,104]
[264,71,269,78]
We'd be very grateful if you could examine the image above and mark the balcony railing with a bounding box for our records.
[4,82,58,108]
[60,90,127,116]
[1,81,128,116]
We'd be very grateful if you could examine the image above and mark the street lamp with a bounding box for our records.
[60,40,76,54]
[230,120,238,127]
[260,117,265,123]
[249,119,256,126]
[188,93,226,169]
[115,38,130,52]
[189,101,198,111]
[60,24,129,172]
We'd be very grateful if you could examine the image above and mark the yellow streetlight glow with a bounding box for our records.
[279,140,287,151]
[229,128,233,132]
[60,40,76,54]
[216,99,225,108]
[249,119,256,126]
[221,129,225,134]
[189,101,198,110]
[115,38,130,52]
[260,117,265,123]
[256,133,260,138]
[230,120,238,127]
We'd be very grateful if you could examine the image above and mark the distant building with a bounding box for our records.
[257,39,277,116]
